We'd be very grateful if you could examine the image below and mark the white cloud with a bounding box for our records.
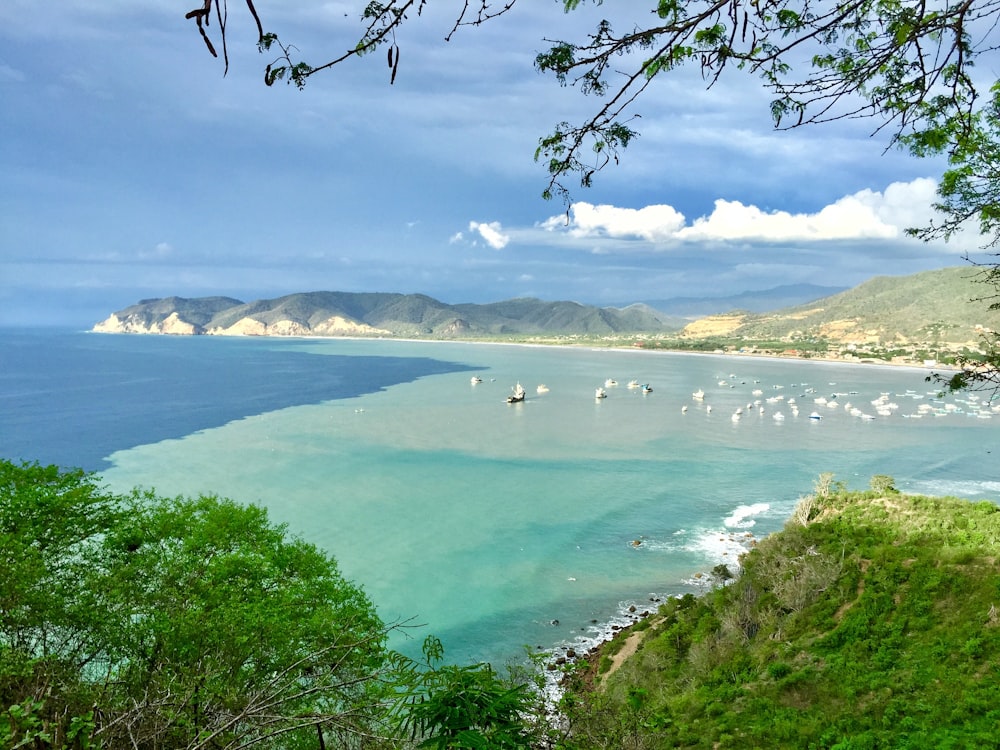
[538,178,939,247]
[541,203,687,241]
[676,195,898,242]
[469,221,510,250]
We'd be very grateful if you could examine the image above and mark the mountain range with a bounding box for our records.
[637,283,846,316]
[92,266,998,344]
[93,292,678,338]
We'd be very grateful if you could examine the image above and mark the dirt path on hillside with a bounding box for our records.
[601,617,664,685]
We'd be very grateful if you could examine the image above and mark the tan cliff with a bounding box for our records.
[93,312,201,336]
[94,312,391,338]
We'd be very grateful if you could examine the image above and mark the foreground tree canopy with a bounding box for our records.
[0,460,550,749]
[0,460,399,748]
[186,0,1000,392]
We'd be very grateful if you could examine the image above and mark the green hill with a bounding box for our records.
[689,266,1000,345]
[563,478,1000,748]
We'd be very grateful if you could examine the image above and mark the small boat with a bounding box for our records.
[627,380,640,389]
[595,387,608,399]
[641,384,653,394]
[605,378,618,387]
[808,411,822,420]
[692,389,705,400]
[470,376,483,384]
[506,382,526,404]
[536,384,550,393]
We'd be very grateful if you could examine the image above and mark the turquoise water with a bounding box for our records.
[86,338,999,667]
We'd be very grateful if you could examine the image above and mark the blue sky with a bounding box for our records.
[0,1,986,326]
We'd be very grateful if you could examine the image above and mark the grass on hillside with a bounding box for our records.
[560,475,1000,749]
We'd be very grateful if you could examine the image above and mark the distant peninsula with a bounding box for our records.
[92,292,678,339]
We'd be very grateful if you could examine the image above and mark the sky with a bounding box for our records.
[0,1,992,326]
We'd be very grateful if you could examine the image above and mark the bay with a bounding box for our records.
[3,329,997,667]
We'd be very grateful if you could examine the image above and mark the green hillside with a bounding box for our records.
[110,295,244,328]
[724,266,999,344]
[562,478,1000,748]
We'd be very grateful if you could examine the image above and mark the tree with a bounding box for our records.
[93,492,401,749]
[1,460,120,749]
[187,1,1000,392]
[396,636,549,749]
[0,460,407,749]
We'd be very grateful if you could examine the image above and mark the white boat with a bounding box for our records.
[605,378,618,387]
[692,389,705,400]
[627,380,640,389]
[595,387,607,399]
[506,382,526,403]
[809,412,822,420]
[470,376,483,384]
[536,384,550,393]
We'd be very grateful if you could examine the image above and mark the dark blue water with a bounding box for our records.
[0,328,473,471]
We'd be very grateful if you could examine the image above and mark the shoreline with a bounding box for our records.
[87,326,958,376]
[538,524,762,706]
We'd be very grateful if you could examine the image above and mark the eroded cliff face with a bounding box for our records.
[92,312,201,335]
[206,318,299,336]
[310,316,392,337]
[93,312,392,338]
[205,315,392,337]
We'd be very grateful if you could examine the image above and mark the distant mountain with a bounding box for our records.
[92,292,680,338]
[641,284,846,317]
[680,266,1000,344]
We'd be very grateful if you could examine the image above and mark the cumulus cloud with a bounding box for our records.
[540,178,939,247]
[469,221,510,250]
[676,195,899,241]
[541,203,687,241]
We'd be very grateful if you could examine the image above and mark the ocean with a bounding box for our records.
[2,328,998,667]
